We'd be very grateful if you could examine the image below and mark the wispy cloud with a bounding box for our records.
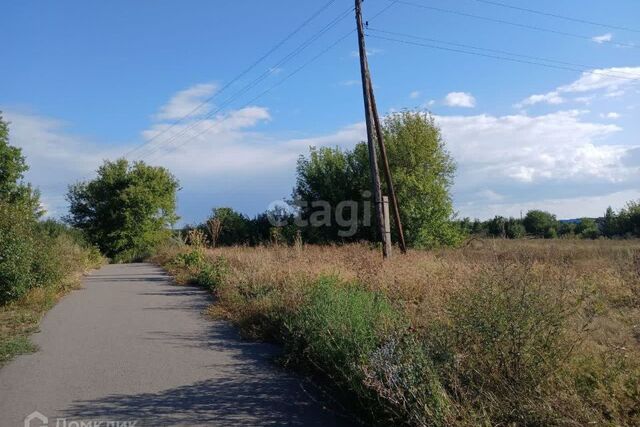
[339,79,361,87]
[516,91,564,108]
[350,48,383,58]
[516,67,640,107]
[409,90,421,99]
[155,83,218,121]
[592,33,613,44]
[600,112,621,119]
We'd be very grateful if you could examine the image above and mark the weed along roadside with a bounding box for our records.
[152,239,640,426]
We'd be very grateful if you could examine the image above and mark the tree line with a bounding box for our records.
[455,205,640,240]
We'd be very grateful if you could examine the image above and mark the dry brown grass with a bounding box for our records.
[155,238,640,425]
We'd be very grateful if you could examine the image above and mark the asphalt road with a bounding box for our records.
[0,263,353,427]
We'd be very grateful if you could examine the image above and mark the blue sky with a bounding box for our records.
[2,0,639,224]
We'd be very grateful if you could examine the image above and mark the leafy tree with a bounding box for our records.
[602,206,619,237]
[523,210,557,238]
[293,145,373,243]
[557,221,577,237]
[0,112,40,215]
[293,111,462,248]
[506,220,526,239]
[486,216,507,238]
[575,218,600,239]
[618,200,640,237]
[382,111,461,248]
[206,207,251,246]
[66,159,179,262]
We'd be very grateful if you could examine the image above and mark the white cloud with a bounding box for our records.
[437,110,631,185]
[155,83,218,121]
[443,92,476,108]
[560,67,640,93]
[409,90,421,99]
[516,91,564,108]
[592,33,613,44]
[601,112,621,119]
[517,67,640,107]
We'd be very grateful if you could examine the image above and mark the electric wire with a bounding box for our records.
[367,32,640,81]
[469,0,640,33]
[131,5,354,161]
[389,0,639,49]
[142,2,398,162]
[123,0,340,160]
[367,27,640,80]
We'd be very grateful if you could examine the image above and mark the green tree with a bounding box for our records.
[293,145,373,243]
[66,159,179,262]
[486,216,507,238]
[382,111,461,248]
[523,210,557,238]
[206,207,251,246]
[602,206,619,237]
[293,111,462,248]
[0,112,40,215]
[506,219,526,239]
[575,218,600,239]
[557,221,577,237]
[618,200,640,237]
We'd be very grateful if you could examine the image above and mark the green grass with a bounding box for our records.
[0,335,37,365]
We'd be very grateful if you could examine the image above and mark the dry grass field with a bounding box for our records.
[155,238,640,426]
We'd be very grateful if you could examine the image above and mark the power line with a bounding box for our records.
[469,0,640,34]
[367,32,640,80]
[146,30,356,163]
[389,0,639,49]
[143,2,399,162]
[367,28,640,80]
[132,6,355,161]
[123,0,340,160]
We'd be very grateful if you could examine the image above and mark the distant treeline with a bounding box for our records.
[455,204,640,240]
[181,201,640,249]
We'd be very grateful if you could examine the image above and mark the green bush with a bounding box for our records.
[0,203,103,305]
[285,277,415,422]
[195,256,228,290]
[170,250,205,269]
[0,203,37,303]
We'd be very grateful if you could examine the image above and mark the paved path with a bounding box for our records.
[0,264,352,426]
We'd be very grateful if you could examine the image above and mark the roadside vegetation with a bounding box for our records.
[155,239,640,426]
[147,111,640,425]
[0,113,104,365]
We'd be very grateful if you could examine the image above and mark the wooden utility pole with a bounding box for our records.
[355,0,407,256]
[369,86,407,254]
[355,0,389,258]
